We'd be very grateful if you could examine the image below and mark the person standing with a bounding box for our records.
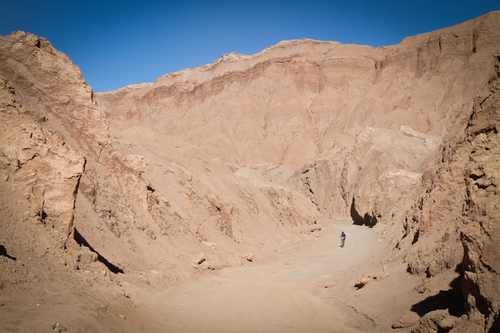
[340,231,346,247]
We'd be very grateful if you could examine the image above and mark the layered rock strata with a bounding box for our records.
[97,12,500,225]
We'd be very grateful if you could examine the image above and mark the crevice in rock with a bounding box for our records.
[489,313,500,333]
[480,261,498,275]
[73,228,124,274]
[0,245,17,261]
[469,173,484,181]
[350,197,364,225]
[412,230,420,245]
[476,183,493,190]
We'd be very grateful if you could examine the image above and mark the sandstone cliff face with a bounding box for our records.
[97,12,500,224]
[386,58,500,332]
[0,29,327,290]
[0,76,85,235]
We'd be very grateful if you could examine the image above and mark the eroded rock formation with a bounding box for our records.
[97,11,500,227]
[0,76,85,234]
[0,29,327,289]
[386,58,500,332]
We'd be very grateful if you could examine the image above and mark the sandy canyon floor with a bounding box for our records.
[0,221,460,332]
[140,221,389,333]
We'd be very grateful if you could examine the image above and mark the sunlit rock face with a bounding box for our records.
[97,11,499,226]
[0,11,499,332]
[394,68,500,332]
[0,76,85,235]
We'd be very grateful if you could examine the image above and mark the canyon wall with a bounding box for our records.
[0,31,326,291]
[95,11,500,331]
[384,59,500,332]
[98,11,499,225]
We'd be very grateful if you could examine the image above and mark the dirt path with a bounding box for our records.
[136,221,390,332]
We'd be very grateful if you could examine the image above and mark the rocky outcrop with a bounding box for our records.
[0,76,84,234]
[412,309,458,333]
[0,31,154,252]
[0,31,109,158]
[452,68,499,332]
[385,55,500,332]
[291,126,441,222]
[392,312,421,329]
[0,75,105,308]
[343,127,440,226]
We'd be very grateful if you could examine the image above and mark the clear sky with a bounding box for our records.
[1,1,499,92]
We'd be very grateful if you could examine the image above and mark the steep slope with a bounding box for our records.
[0,30,326,295]
[97,12,500,223]
[0,30,328,332]
[0,74,132,333]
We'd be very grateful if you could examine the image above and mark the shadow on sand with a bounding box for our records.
[73,228,124,274]
[0,244,16,260]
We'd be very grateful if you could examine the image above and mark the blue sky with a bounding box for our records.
[1,1,499,92]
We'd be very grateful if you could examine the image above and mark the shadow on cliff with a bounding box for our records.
[350,198,377,228]
[410,273,466,318]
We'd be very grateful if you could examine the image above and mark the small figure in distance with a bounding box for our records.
[340,231,346,248]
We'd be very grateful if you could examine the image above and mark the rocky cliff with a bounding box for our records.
[97,12,500,225]
[384,58,500,332]
[0,30,326,290]
[1,11,499,333]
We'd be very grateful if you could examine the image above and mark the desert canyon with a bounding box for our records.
[0,11,499,333]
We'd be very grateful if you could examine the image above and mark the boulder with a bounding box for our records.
[392,312,420,328]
